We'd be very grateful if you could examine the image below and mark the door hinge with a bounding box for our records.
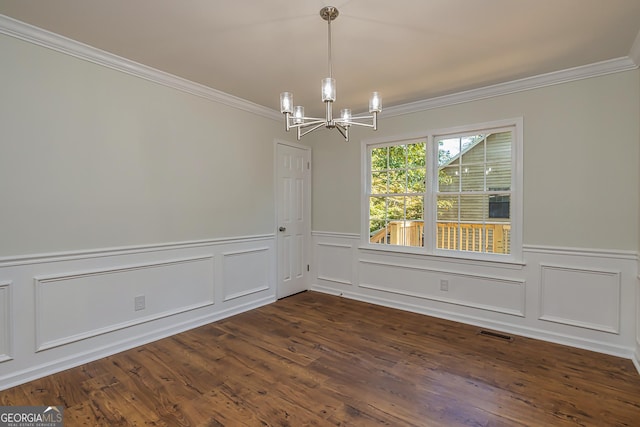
[307,264,310,272]
[307,161,310,170]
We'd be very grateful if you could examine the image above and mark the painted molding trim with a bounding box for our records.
[222,247,271,302]
[2,15,637,127]
[0,294,275,392]
[358,282,524,317]
[34,256,215,351]
[0,234,274,267]
[358,259,525,317]
[0,281,11,363]
[358,258,524,284]
[312,231,360,239]
[316,242,354,286]
[538,264,621,334]
[310,284,634,359]
[524,245,638,260]
[0,14,280,121]
[223,285,270,302]
[382,57,638,117]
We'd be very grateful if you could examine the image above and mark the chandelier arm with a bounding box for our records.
[287,118,325,129]
[337,121,375,129]
[289,117,325,129]
[299,122,326,138]
[335,123,349,142]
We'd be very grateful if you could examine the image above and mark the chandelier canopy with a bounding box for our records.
[280,6,382,142]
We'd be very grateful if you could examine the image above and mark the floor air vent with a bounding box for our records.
[478,329,514,342]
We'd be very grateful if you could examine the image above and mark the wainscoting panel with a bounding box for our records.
[359,259,525,316]
[0,235,276,391]
[34,256,215,351]
[0,281,11,362]
[539,264,620,333]
[222,247,270,301]
[311,232,638,361]
[316,242,354,286]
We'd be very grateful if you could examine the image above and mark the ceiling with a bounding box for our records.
[1,0,640,117]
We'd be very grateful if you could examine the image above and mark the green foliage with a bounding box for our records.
[369,143,425,234]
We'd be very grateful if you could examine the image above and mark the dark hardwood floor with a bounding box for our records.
[2,291,640,426]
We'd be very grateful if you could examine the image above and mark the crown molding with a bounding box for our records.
[383,56,639,118]
[2,14,638,122]
[0,14,281,121]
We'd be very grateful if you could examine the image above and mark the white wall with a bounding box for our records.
[0,31,288,389]
[0,34,286,256]
[310,71,640,250]
[309,70,640,360]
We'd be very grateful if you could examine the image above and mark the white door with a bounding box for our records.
[276,141,310,298]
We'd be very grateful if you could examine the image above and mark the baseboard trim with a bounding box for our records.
[0,295,275,391]
[310,284,634,360]
[632,350,640,376]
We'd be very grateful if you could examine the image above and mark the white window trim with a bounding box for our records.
[360,117,523,264]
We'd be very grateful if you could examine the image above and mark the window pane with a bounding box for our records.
[369,196,386,218]
[459,195,486,222]
[388,170,406,193]
[406,196,424,220]
[486,132,511,162]
[489,194,510,222]
[462,135,482,152]
[437,195,458,221]
[371,147,388,171]
[488,223,511,254]
[371,171,387,194]
[460,137,484,164]
[370,222,388,244]
[438,138,460,166]
[486,162,511,191]
[387,196,405,220]
[438,166,459,192]
[407,142,426,167]
[388,145,406,169]
[437,221,458,250]
[460,165,484,192]
[408,169,426,192]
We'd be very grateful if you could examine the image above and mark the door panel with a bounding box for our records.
[276,142,310,298]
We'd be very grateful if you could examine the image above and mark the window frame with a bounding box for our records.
[361,117,523,263]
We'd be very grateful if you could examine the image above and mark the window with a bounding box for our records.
[363,118,522,261]
[368,142,426,246]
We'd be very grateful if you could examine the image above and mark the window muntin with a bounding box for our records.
[436,131,512,255]
[368,142,426,247]
[363,120,520,261]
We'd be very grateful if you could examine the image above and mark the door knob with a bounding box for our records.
[279,226,286,232]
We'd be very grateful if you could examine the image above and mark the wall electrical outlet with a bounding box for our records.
[134,295,146,311]
[440,279,449,291]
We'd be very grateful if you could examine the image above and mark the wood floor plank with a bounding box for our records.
[2,291,640,426]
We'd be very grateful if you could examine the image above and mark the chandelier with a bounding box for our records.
[279,6,382,142]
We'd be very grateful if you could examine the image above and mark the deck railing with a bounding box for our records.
[370,221,511,254]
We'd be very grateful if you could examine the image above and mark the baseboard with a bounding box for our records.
[311,284,635,360]
[633,349,640,375]
[0,295,274,391]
